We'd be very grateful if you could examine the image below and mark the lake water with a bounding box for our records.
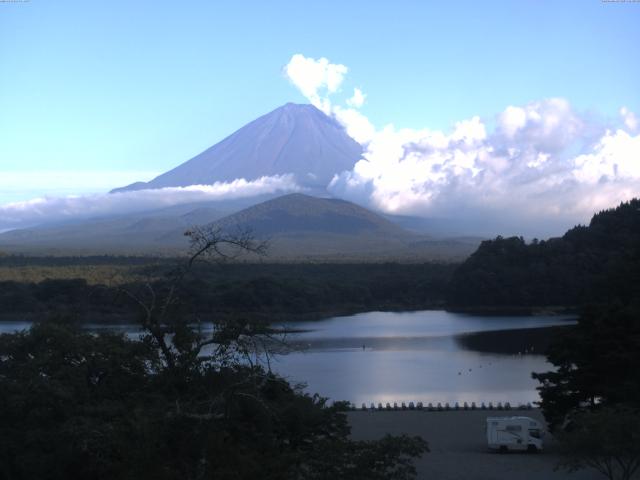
[0,310,575,406]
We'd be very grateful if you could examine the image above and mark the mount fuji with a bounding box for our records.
[112,103,363,193]
[0,103,482,258]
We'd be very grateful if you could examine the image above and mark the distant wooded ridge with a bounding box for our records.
[0,262,455,321]
[1,198,637,319]
[448,198,640,308]
[0,193,480,260]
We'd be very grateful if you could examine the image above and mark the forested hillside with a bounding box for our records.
[0,262,455,321]
[448,199,640,308]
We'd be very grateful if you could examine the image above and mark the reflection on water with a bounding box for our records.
[280,310,573,340]
[0,310,575,406]
[272,310,575,405]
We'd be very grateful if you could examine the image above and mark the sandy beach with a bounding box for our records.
[348,409,603,480]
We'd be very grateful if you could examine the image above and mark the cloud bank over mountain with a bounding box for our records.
[0,175,298,230]
[285,54,640,235]
[1,54,638,238]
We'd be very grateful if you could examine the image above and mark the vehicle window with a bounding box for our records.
[529,429,541,438]
[505,425,522,432]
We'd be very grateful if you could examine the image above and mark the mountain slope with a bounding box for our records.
[211,193,407,236]
[0,197,264,253]
[152,193,415,257]
[112,103,363,193]
[194,193,478,260]
[0,193,480,260]
[448,198,640,307]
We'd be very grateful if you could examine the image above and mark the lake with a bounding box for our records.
[0,310,575,406]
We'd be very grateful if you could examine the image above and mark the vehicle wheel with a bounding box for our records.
[499,446,508,454]
[527,445,538,453]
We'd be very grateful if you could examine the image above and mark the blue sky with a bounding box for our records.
[2,1,638,170]
[0,0,639,234]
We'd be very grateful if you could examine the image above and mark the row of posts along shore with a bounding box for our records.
[343,401,535,412]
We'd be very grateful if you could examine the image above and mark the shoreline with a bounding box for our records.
[454,324,576,355]
[446,305,579,316]
[0,304,577,325]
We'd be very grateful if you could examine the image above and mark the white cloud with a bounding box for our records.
[620,106,638,131]
[0,175,299,230]
[284,54,375,145]
[573,129,640,183]
[498,106,527,137]
[284,54,347,114]
[332,106,376,144]
[347,88,366,108]
[328,96,640,236]
[495,98,584,153]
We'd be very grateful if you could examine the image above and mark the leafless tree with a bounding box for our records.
[121,226,269,370]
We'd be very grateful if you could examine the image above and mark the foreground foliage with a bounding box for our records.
[0,321,427,480]
[555,407,640,480]
[534,304,640,479]
[0,229,428,480]
[533,304,640,431]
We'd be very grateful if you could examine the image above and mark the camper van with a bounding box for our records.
[486,416,544,452]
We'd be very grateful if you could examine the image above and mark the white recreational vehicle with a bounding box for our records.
[486,416,544,452]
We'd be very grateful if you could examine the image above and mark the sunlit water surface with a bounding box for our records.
[0,310,575,405]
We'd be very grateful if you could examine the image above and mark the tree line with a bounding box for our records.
[0,263,455,320]
[448,199,640,308]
